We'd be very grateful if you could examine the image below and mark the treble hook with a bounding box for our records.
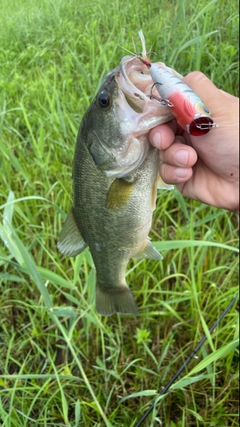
[149,82,174,108]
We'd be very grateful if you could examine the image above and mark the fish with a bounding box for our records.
[57,54,174,316]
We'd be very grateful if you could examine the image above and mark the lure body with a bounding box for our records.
[149,62,217,136]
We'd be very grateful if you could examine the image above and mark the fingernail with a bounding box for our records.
[174,150,189,166]
[174,168,189,178]
[151,132,161,148]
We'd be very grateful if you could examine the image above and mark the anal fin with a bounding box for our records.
[57,208,87,257]
[135,239,163,260]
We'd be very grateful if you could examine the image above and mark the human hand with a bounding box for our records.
[149,72,239,212]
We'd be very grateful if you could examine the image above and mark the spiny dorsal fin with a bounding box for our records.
[57,208,87,257]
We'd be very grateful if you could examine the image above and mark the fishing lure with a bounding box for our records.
[149,63,218,136]
[138,30,218,136]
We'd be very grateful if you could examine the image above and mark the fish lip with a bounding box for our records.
[117,55,152,103]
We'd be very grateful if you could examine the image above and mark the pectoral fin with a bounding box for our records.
[106,178,135,211]
[135,239,163,260]
[157,175,174,190]
[57,208,87,257]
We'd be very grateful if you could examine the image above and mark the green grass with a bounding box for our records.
[0,0,239,426]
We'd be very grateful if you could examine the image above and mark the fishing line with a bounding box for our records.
[213,123,239,128]
[119,45,137,57]
[134,293,238,427]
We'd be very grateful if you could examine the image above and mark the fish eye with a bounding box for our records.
[98,91,110,108]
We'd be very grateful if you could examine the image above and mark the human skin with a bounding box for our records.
[148,72,239,213]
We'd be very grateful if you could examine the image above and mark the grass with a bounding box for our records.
[0,0,239,425]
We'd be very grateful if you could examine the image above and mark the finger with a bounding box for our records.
[183,71,223,108]
[149,121,177,150]
[159,163,193,184]
[159,139,198,167]
[219,89,238,102]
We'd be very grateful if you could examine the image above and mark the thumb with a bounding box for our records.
[183,71,223,110]
[183,71,237,125]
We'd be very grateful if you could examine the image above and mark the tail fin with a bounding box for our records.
[96,284,138,316]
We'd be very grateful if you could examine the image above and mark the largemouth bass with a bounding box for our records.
[57,55,174,316]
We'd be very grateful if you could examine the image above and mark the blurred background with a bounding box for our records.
[0,0,239,426]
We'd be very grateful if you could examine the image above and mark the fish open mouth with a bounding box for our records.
[124,94,143,113]
[117,56,164,114]
[127,69,154,97]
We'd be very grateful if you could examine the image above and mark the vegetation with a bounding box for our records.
[0,0,238,425]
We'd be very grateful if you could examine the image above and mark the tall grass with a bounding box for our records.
[0,0,239,426]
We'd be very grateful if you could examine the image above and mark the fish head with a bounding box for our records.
[83,56,174,178]
[83,67,124,153]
